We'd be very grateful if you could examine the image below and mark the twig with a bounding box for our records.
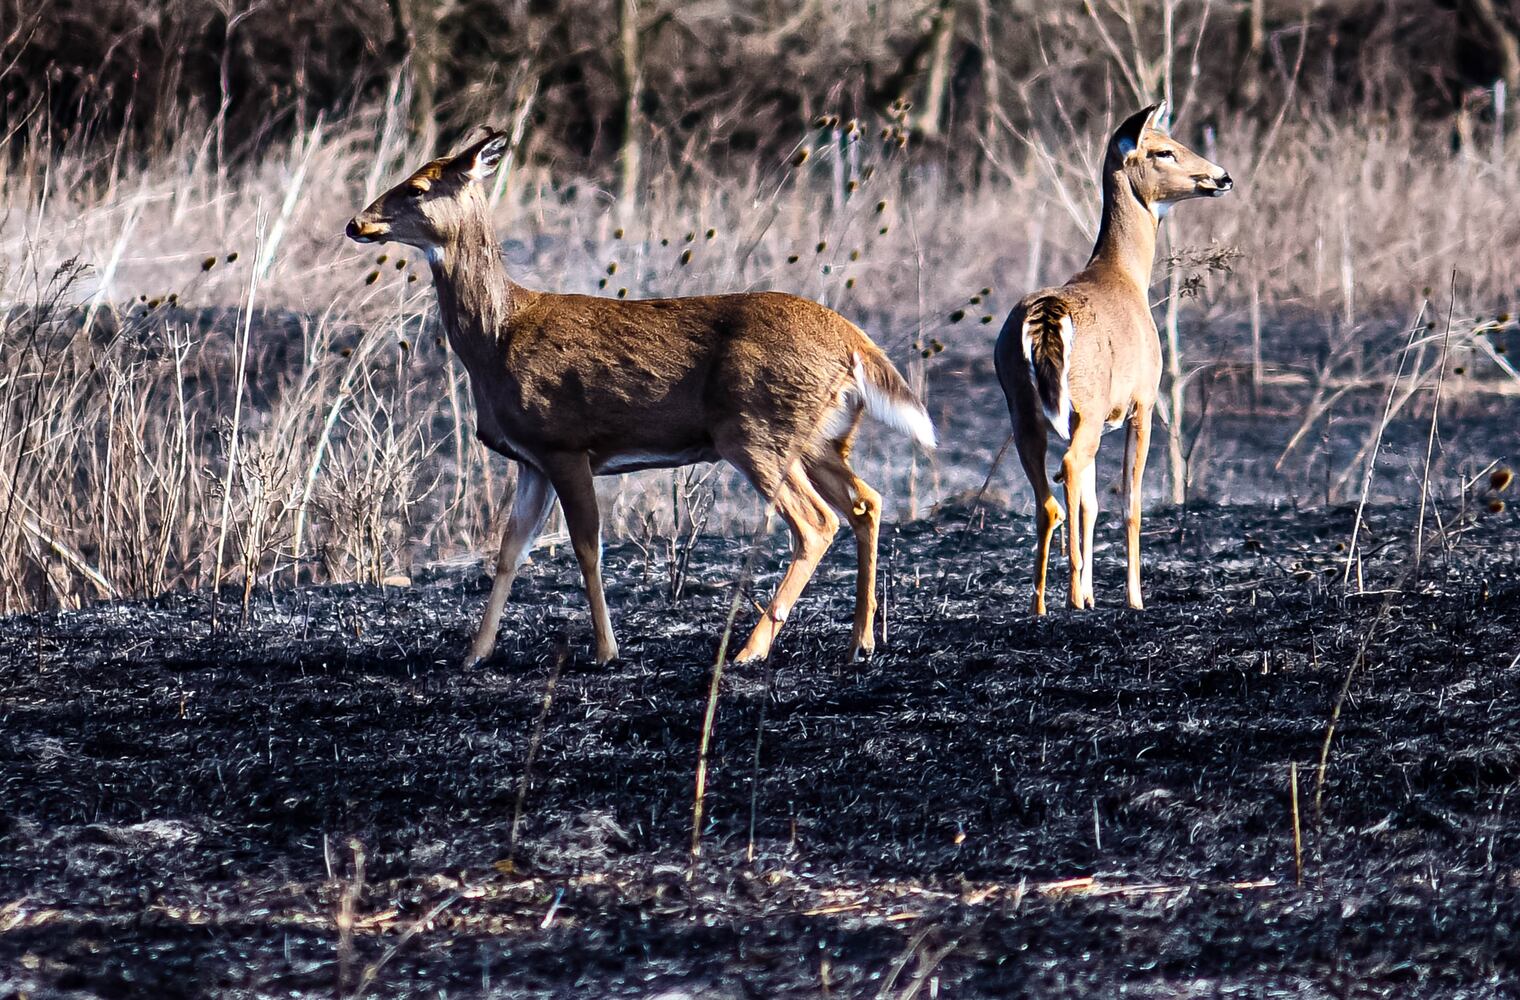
[1289,760,1303,886]
[1414,273,1457,579]
[20,514,117,599]
[211,206,269,630]
[746,659,776,863]
[347,891,461,1000]
[690,507,774,875]
[1314,583,1402,820]
[507,641,570,868]
[1343,302,1425,589]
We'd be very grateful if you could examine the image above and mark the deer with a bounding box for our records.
[346,128,936,666]
[992,103,1231,615]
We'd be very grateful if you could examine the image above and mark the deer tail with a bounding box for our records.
[851,347,936,450]
[1021,297,1074,439]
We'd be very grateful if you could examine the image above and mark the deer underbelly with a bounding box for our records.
[594,447,721,475]
[474,408,535,464]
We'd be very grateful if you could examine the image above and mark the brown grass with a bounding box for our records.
[2,86,1517,613]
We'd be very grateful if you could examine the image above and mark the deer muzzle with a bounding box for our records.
[346,218,386,242]
[1196,171,1233,197]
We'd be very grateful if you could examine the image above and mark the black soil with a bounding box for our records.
[3,498,1520,998]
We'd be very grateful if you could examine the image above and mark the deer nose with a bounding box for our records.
[1215,172,1233,191]
[345,218,366,241]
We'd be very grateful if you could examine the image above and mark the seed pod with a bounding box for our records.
[680,249,693,265]
[1492,467,1514,492]
[365,270,380,285]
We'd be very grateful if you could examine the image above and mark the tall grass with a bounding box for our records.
[2,91,1517,613]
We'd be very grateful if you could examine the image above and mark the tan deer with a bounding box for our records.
[346,128,935,665]
[993,103,1231,614]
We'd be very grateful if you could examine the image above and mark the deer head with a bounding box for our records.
[346,129,509,254]
[1107,102,1232,213]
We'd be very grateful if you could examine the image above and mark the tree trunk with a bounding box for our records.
[913,0,958,138]
[1467,0,1520,97]
[386,0,439,143]
[616,0,642,222]
[1230,0,1267,107]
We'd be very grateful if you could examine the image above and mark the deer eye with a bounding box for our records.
[405,186,426,198]
[1152,149,1175,161]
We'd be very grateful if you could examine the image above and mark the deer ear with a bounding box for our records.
[1114,102,1166,156]
[456,129,510,182]
[1145,100,1170,134]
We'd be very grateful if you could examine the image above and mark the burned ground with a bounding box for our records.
[3,491,1519,998]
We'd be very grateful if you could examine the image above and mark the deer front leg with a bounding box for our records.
[465,463,555,666]
[544,453,619,664]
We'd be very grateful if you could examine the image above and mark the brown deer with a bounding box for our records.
[993,103,1231,614]
[346,129,935,665]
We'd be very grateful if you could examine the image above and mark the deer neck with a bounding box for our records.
[426,198,521,365]
[1086,170,1161,295]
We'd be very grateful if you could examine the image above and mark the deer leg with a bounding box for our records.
[543,453,619,664]
[1079,459,1098,608]
[734,464,838,663]
[1060,419,1102,611]
[1014,424,1062,615]
[1124,405,1153,610]
[807,444,882,660]
[464,463,555,666]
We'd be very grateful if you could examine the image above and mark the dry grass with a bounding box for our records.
[2,89,1517,613]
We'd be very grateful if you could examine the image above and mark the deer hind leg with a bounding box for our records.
[465,463,555,666]
[733,462,839,663]
[806,438,882,660]
[1123,404,1153,610]
[542,453,619,664]
[1060,418,1102,611]
[1014,421,1063,615]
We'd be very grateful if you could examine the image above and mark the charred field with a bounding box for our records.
[4,467,1520,997]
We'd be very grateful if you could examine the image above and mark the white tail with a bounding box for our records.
[1021,311,1074,439]
[852,353,937,450]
